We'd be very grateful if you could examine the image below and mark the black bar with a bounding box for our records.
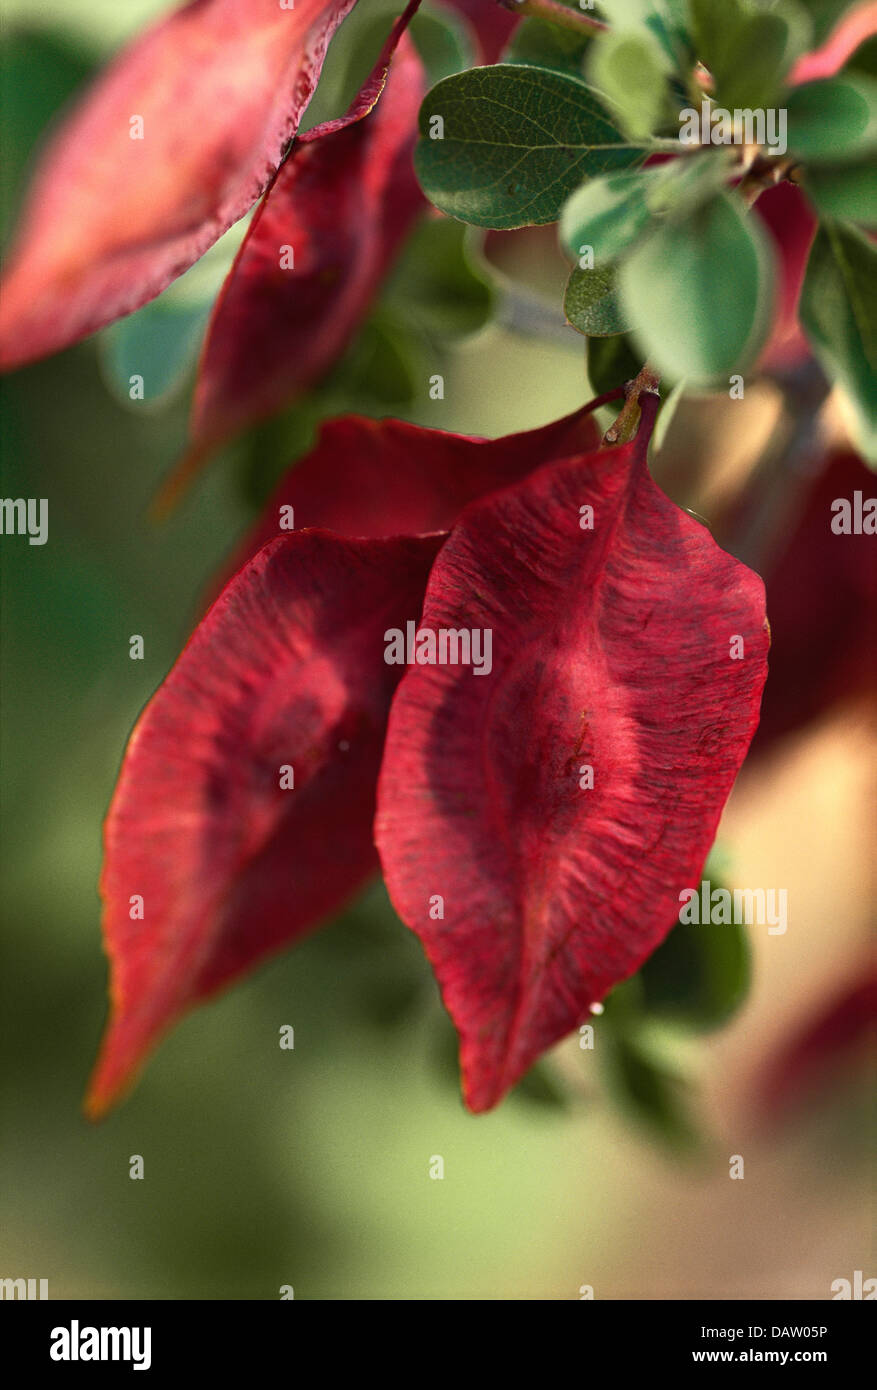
[1,1298,871,1373]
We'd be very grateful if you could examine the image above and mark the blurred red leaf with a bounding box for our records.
[790,0,877,82]
[758,968,877,1120]
[438,0,518,62]
[86,528,442,1118]
[176,5,425,487]
[756,183,817,372]
[747,451,877,757]
[0,0,361,370]
[375,408,769,1112]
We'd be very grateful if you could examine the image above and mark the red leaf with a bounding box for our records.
[375,414,769,1112]
[437,0,518,62]
[0,0,361,370]
[225,405,601,579]
[746,451,877,758]
[758,968,877,1121]
[790,0,877,82]
[181,5,425,472]
[756,183,816,372]
[86,528,442,1118]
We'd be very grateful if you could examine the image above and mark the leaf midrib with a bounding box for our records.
[431,88,641,153]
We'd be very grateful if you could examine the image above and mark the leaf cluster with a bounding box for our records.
[415,0,876,452]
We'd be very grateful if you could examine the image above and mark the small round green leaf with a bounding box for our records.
[690,0,791,109]
[803,163,877,226]
[101,301,207,407]
[341,314,421,406]
[586,27,671,141]
[564,263,628,336]
[503,14,591,76]
[384,216,492,339]
[560,169,658,265]
[511,1061,570,1109]
[414,64,650,229]
[619,190,774,385]
[587,332,642,394]
[799,0,849,46]
[410,5,476,84]
[846,33,877,79]
[638,917,751,1030]
[598,1030,702,1152]
[559,155,730,266]
[645,0,697,67]
[800,222,877,461]
[787,75,877,164]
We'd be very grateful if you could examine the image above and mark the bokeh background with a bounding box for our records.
[1,0,873,1299]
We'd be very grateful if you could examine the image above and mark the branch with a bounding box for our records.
[603,363,661,445]
[495,0,608,36]
[738,152,800,207]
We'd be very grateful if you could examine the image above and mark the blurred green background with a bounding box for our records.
[1,0,872,1299]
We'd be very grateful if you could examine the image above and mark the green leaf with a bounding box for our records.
[599,1031,702,1152]
[598,0,695,67]
[619,190,774,385]
[648,0,697,67]
[846,34,877,80]
[690,0,790,108]
[511,1060,570,1110]
[586,27,671,140]
[414,64,651,230]
[799,221,877,461]
[239,404,323,509]
[787,75,877,164]
[765,0,816,68]
[384,216,492,338]
[410,3,476,85]
[651,375,686,451]
[322,0,474,118]
[559,155,730,266]
[586,332,642,394]
[803,163,877,226]
[638,916,751,1030]
[340,314,421,405]
[795,0,850,46]
[100,300,207,407]
[560,169,658,264]
[0,27,94,245]
[99,216,250,406]
[564,263,628,335]
[503,14,592,77]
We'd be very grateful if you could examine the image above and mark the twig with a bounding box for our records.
[603,363,661,445]
[495,0,608,36]
[738,152,800,207]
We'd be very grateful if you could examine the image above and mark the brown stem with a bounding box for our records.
[602,363,661,445]
[738,152,800,207]
[495,0,608,36]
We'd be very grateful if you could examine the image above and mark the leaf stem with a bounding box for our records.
[494,0,608,36]
[738,152,800,208]
[602,363,661,445]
